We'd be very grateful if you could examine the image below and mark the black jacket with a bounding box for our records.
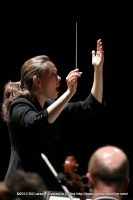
[5,93,104,190]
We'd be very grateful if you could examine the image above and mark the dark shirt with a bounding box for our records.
[5,93,104,190]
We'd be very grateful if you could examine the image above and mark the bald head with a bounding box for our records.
[88,145,129,187]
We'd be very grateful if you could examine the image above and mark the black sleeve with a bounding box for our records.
[60,93,105,120]
[9,98,50,131]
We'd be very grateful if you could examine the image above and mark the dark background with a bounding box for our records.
[0,1,132,199]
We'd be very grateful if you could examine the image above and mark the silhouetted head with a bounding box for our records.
[5,170,47,200]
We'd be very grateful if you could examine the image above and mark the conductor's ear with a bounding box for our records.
[33,76,41,88]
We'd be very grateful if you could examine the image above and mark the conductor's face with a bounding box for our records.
[38,61,61,99]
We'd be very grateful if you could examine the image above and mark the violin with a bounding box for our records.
[63,156,86,200]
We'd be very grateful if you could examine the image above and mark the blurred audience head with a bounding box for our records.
[4,170,48,200]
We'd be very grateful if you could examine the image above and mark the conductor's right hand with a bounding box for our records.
[66,69,82,94]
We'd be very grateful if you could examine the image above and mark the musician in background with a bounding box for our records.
[86,145,130,200]
[63,155,85,200]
